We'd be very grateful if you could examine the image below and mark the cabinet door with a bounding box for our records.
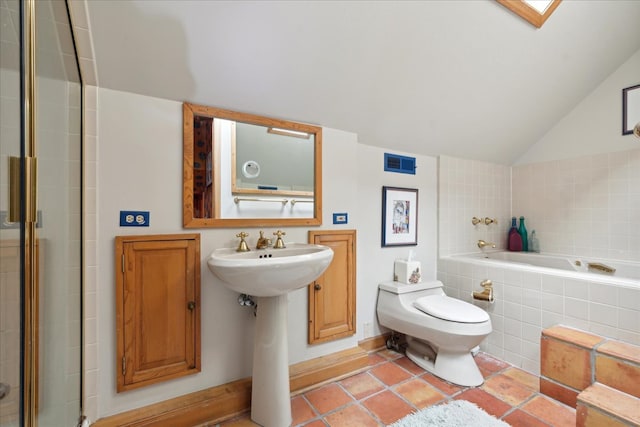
[308,230,356,344]
[115,234,201,392]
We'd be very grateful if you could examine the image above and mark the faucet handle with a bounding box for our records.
[236,232,250,252]
[273,230,286,249]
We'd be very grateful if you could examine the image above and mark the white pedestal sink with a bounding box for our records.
[207,243,333,427]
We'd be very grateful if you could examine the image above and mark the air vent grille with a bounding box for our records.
[384,153,416,175]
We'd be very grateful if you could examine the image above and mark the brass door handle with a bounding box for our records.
[314,283,321,291]
[187,301,196,311]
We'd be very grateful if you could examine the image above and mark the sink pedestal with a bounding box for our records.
[206,243,334,426]
[252,295,291,427]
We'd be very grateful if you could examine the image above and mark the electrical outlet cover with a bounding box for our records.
[120,211,150,226]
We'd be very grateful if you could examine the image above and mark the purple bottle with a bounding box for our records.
[508,217,522,251]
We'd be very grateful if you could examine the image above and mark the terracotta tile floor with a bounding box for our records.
[218,349,576,426]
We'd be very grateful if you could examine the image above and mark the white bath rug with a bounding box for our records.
[390,400,510,427]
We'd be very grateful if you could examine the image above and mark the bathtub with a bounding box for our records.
[437,251,640,375]
[458,251,640,287]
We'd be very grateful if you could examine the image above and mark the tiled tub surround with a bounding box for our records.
[512,148,640,263]
[437,255,640,375]
[438,155,512,257]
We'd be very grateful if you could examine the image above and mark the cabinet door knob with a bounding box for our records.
[187,301,196,311]
[314,283,322,291]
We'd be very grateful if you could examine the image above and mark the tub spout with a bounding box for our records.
[587,262,616,274]
[477,240,496,249]
[473,279,494,303]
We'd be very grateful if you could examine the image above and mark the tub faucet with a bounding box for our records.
[473,279,494,302]
[477,240,496,249]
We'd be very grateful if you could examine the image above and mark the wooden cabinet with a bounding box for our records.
[308,230,356,344]
[115,234,201,392]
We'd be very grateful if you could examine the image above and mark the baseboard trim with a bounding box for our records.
[92,345,370,426]
[358,333,391,352]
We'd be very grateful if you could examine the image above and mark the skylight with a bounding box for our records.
[525,1,554,14]
[496,0,562,28]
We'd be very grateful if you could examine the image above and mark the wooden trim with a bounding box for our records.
[358,333,392,353]
[290,346,368,393]
[496,0,562,28]
[92,346,368,427]
[92,378,252,427]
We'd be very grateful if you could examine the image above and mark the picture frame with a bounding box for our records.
[622,84,640,135]
[381,186,418,247]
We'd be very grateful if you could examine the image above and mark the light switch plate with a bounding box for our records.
[332,213,348,224]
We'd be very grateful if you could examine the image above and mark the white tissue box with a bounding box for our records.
[394,260,422,284]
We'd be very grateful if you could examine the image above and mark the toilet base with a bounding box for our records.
[406,338,484,387]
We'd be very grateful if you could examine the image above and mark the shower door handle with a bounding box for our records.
[0,382,10,400]
[8,156,37,223]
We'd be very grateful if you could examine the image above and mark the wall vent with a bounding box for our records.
[384,153,416,175]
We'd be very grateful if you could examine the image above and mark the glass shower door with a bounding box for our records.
[0,0,83,425]
[1,0,24,425]
[34,0,83,424]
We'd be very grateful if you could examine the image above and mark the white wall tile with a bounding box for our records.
[589,283,618,306]
[512,149,640,262]
[589,302,618,328]
[618,308,640,333]
[565,297,588,320]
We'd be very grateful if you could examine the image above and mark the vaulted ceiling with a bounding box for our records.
[85,1,640,165]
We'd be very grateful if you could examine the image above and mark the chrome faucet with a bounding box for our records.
[256,230,272,249]
[477,240,496,249]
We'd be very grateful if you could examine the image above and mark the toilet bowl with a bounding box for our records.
[376,280,492,387]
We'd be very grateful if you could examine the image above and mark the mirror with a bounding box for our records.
[183,102,322,228]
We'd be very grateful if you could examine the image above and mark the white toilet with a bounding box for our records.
[376,280,492,387]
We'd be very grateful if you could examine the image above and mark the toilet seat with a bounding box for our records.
[414,295,489,323]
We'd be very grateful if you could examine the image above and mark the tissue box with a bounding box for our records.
[394,260,422,284]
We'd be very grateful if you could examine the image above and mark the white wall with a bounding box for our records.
[95,87,438,418]
[515,48,640,164]
[355,145,438,340]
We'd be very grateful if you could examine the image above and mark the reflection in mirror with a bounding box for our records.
[183,103,322,228]
[232,122,314,197]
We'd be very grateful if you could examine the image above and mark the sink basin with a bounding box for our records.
[207,243,333,297]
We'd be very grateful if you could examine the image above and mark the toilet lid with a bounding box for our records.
[413,295,489,323]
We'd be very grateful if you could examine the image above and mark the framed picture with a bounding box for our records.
[622,84,640,135]
[381,186,418,247]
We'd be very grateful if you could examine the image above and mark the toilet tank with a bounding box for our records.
[379,280,443,294]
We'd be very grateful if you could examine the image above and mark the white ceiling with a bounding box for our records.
[85,1,640,165]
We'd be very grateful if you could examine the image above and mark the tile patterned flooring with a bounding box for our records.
[218,349,576,426]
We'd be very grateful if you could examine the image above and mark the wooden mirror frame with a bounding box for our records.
[183,102,323,228]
